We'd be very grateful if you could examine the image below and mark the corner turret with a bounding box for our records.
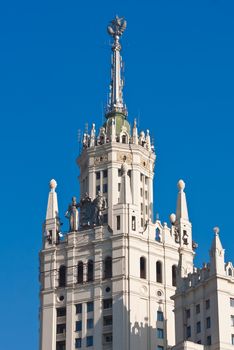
[43,179,61,246]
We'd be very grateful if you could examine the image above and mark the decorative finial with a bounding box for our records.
[177,179,185,191]
[49,179,57,191]
[107,16,127,40]
[213,226,220,235]
[106,16,127,117]
[170,213,176,225]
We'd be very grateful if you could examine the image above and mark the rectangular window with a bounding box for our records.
[196,304,200,314]
[103,169,108,178]
[56,341,66,350]
[118,183,121,191]
[96,185,100,195]
[140,188,143,196]
[232,334,234,345]
[186,309,190,319]
[231,315,234,326]
[140,173,143,182]
[186,326,191,339]
[86,336,93,347]
[103,213,108,224]
[157,347,164,350]
[206,299,210,309]
[157,311,164,322]
[96,172,100,180]
[141,203,143,212]
[196,321,201,333]
[57,307,66,317]
[57,323,66,334]
[87,318,94,329]
[206,317,211,329]
[87,302,94,313]
[76,320,82,332]
[103,298,112,309]
[207,335,211,345]
[76,304,82,314]
[103,333,113,343]
[145,176,148,185]
[103,183,108,193]
[141,218,144,227]
[103,315,113,326]
[118,169,122,177]
[75,338,82,349]
[132,216,136,231]
[145,191,148,199]
[231,298,234,307]
[157,328,164,339]
[117,216,121,230]
[145,205,148,214]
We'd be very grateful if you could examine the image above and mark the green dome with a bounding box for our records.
[105,112,130,135]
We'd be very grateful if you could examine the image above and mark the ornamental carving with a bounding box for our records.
[140,157,150,170]
[117,152,132,164]
[94,154,108,165]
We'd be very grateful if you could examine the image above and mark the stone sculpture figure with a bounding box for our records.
[65,197,79,231]
[93,191,107,226]
[79,193,92,228]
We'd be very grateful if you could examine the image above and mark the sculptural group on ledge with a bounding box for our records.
[65,192,107,232]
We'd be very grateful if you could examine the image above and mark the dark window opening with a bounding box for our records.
[76,304,82,314]
[58,265,66,287]
[155,228,161,242]
[87,302,94,313]
[103,298,112,309]
[56,341,66,350]
[87,260,94,282]
[76,320,82,332]
[75,338,82,349]
[103,315,113,326]
[117,216,121,230]
[122,135,127,144]
[156,261,162,283]
[57,324,66,334]
[77,261,83,284]
[103,169,108,178]
[140,257,146,279]
[104,256,112,279]
[172,265,177,287]
[57,307,66,317]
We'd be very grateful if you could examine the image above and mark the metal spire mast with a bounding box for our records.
[106,16,127,117]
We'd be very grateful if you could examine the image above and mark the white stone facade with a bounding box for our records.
[39,16,234,350]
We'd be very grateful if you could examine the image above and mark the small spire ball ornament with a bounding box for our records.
[49,179,57,191]
[177,179,185,191]
[213,226,220,235]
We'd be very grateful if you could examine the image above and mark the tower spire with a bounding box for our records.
[106,16,127,117]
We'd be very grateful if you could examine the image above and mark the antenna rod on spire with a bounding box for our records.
[106,16,127,117]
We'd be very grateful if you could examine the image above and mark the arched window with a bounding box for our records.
[104,256,112,279]
[155,228,161,242]
[156,261,162,283]
[122,135,127,144]
[172,265,177,287]
[140,257,146,279]
[59,265,66,287]
[77,261,83,284]
[87,260,94,282]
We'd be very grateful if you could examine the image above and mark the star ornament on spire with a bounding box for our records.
[107,16,127,39]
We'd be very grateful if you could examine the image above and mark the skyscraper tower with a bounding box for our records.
[39,17,195,350]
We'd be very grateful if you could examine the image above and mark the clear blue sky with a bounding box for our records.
[0,1,233,349]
